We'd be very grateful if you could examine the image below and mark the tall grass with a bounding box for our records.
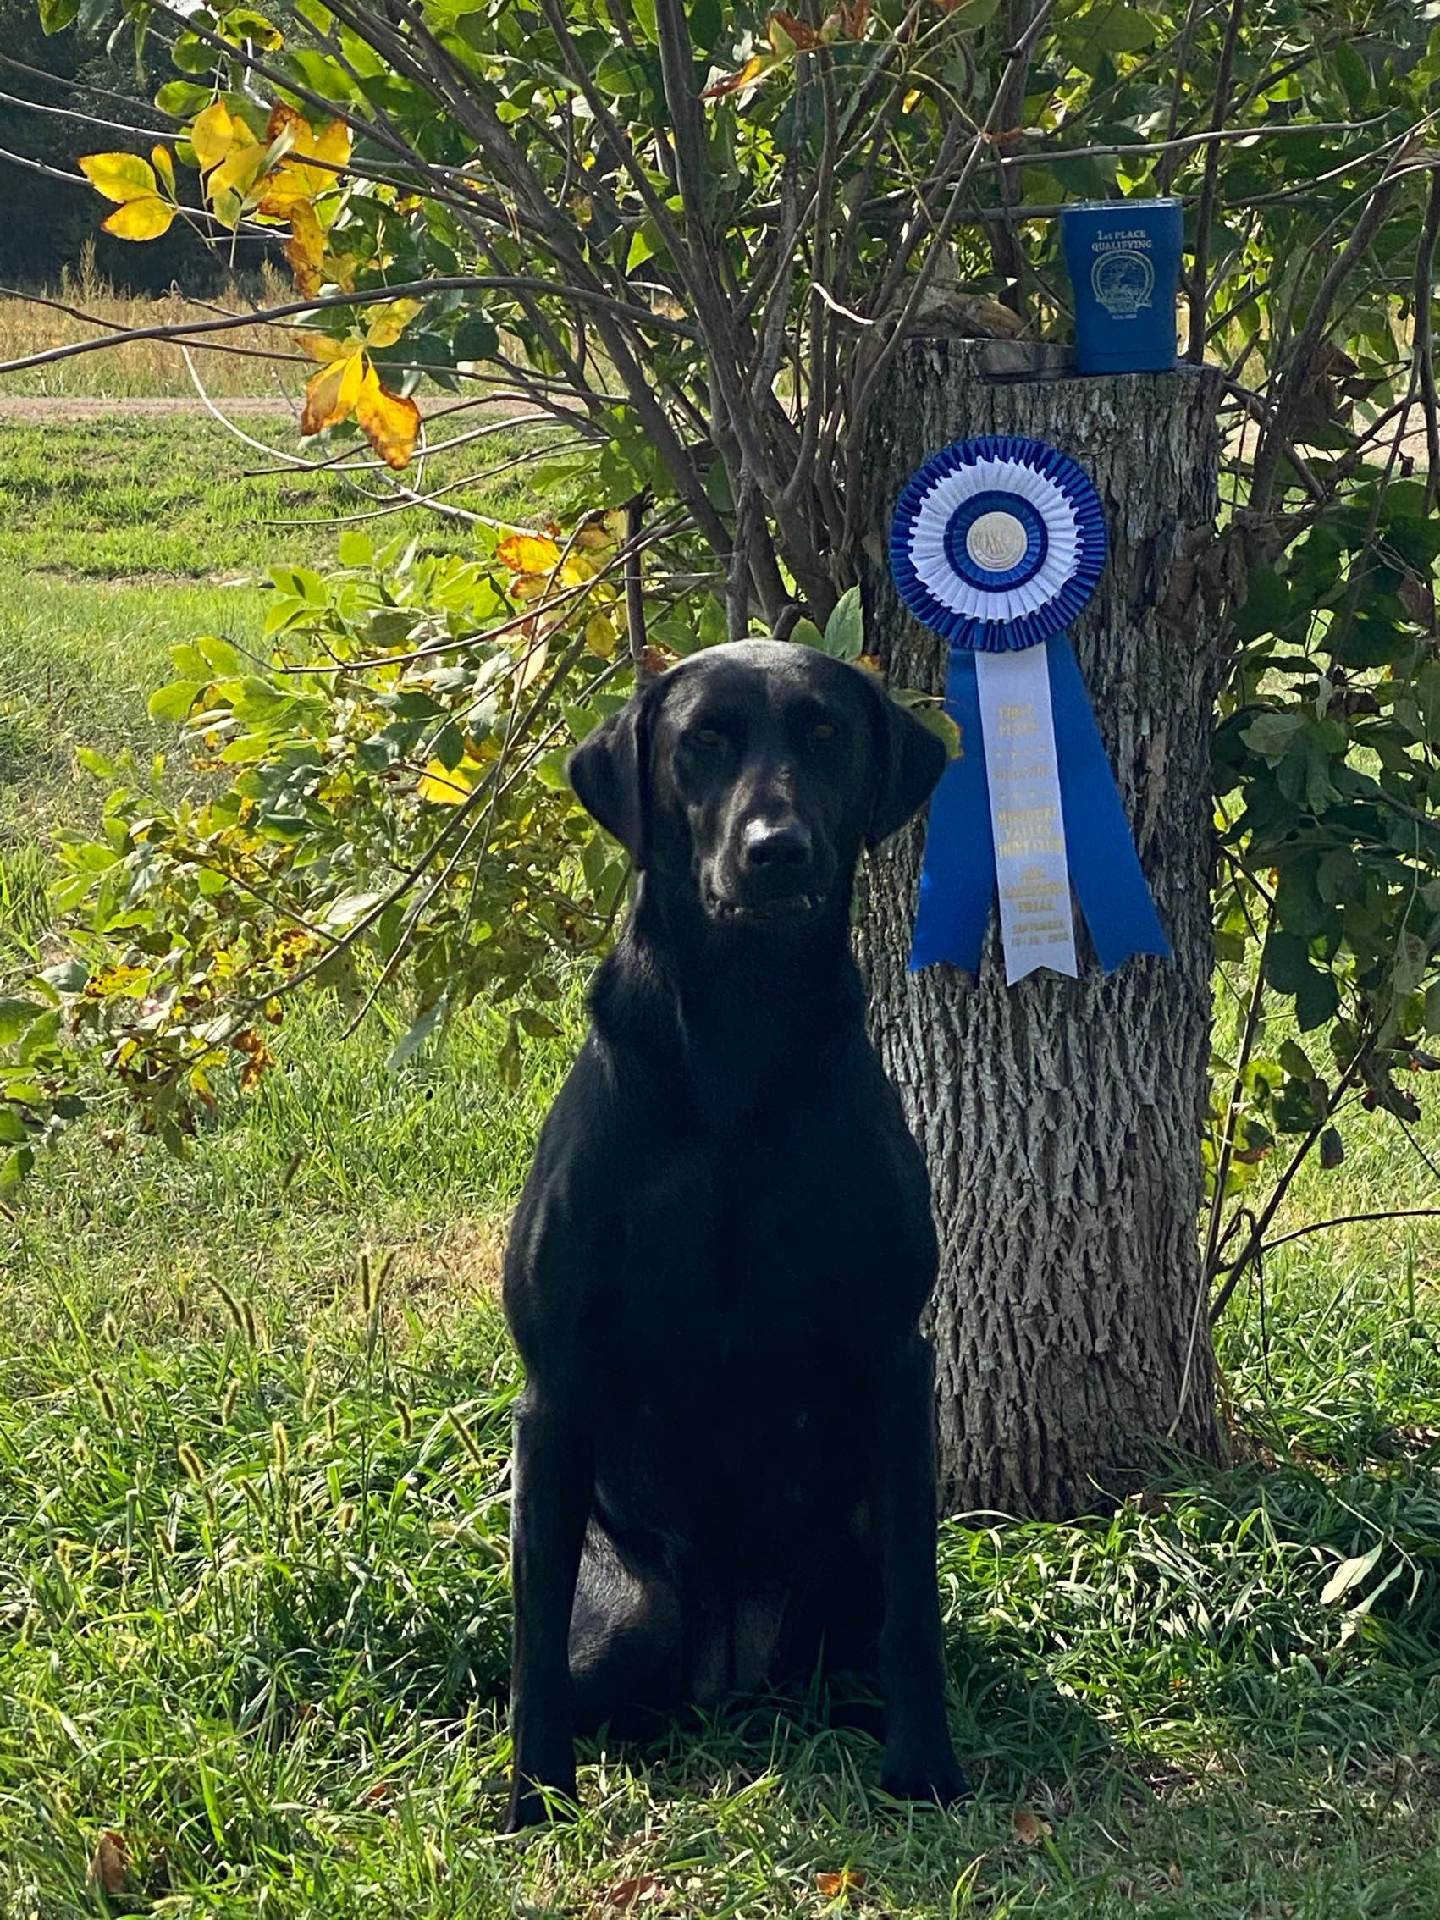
[0,243,303,399]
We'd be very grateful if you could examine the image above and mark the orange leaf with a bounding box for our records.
[1012,1807,1051,1846]
[257,107,352,214]
[496,532,563,575]
[87,1831,130,1896]
[285,201,326,295]
[771,10,823,49]
[264,101,309,147]
[601,1874,663,1909]
[816,1868,865,1897]
[354,363,421,469]
[823,0,872,35]
[702,53,770,97]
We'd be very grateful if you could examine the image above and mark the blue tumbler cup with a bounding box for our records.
[1060,198,1183,374]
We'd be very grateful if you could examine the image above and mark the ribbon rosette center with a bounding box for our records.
[888,434,1170,983]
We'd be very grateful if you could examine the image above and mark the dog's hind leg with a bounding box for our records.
[568,1525,684,1736]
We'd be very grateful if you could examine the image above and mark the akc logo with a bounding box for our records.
[1091,249,1154,317]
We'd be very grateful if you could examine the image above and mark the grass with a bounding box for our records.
[1,405,1440,1916]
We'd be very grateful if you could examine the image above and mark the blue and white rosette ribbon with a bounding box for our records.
[889,434,1169,982]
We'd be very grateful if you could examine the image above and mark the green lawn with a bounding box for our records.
[2,411,1440,1917]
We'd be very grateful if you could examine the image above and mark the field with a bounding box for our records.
[2,398,1440,1918]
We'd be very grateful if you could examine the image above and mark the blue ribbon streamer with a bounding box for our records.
[908,635,1170,975]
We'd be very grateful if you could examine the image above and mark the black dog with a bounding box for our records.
[502,637,964,1830]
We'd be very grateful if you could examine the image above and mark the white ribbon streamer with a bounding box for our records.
[974,648,1078,982]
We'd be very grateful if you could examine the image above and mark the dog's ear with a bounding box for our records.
[864,676,949,848]
[568,687,654,865]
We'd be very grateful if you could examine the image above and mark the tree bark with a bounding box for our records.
[856,337,1225,1518]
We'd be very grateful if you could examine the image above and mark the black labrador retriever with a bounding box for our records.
[502,637,965,1830]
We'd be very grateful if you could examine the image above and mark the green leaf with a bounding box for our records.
[1277,1039,1316,1082]
[1333,41,1370,113]
[453,312,500,364]
[1320,1541,1382,1607]
[198,635,244,676]
[1265,933,1340,1032]
[1242,710,1302,759]
[322,891,383,931]
[388,1000,445,1070]
[946,0,1000,25]
[0,1000,43,1047]
[1234,567,1290,639]
[822,586,864,662]
[517,1008,563,1039]
[148,680,205,724]
[790,618,826,651]
[0,1147,35,1194]
[40,0,80,30]
[625,228,656,274]
[1090,5,1158,52]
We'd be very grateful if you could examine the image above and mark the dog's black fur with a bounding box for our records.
[502,637,964,1830]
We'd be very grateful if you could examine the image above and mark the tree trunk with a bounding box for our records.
[856,337,1225,1518]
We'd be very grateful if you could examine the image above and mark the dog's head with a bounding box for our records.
[569,638,946,930]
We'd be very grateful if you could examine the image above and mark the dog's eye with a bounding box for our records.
[689,726,728,749]
[809,721,837,743]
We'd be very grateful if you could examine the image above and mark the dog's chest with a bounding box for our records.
[597,1128,926,1376]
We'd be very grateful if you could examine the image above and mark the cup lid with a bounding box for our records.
[1060,196,1183,213]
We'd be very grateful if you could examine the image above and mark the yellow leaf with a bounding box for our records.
[511,625,550,692]
[354,363,421,469]
[585,612,619,657]
[702,53,772,97]
[150,143,176,194]
[417,757,482,804]
[496,532,562,575]
[299,331,350,364]
[254,167,313,216]
[207,139,267,210]
[364,298,423,348]
[312,118,352,170]
[191,100,257,174]
[300,348,365,435]
[101,196,177,240]
[256,105,352,214]
[78,151,157,204]
[285,201,326,294]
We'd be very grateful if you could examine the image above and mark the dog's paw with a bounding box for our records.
[879,1753,972,1808]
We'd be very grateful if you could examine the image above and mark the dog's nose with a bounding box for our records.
[741,816,813,872]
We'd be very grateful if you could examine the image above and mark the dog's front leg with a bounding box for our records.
[873,1336,969,1806]
[506,1383,591,1831]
